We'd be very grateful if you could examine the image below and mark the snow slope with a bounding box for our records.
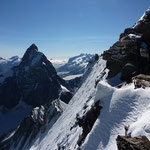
[29,56,150,150]
[29,57,108,150]
[82,82,150,150]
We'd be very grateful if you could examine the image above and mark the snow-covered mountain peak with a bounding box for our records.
[0,44,72,107]
[27,43,38,52]
[68,53,93,64]
[0,44,73,146]
[57,53,94,78]
[23,44,39,60]
[21,44,45,67]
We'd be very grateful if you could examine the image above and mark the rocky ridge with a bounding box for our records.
[103,7,150,82]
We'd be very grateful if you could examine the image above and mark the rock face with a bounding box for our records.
[76,101,102,147]
[103,7,150,81]
[0,44,72,109]
[116,135,150,150]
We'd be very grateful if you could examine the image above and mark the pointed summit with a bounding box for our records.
[21,44,39,66]
[27,44,38,51]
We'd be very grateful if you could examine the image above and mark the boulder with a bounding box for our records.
[132,74,150,88]
[116,135,150,150]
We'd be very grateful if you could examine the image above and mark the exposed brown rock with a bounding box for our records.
[116,135,150,150]
[132,74,150,88]
[77,101,102,147]
[133,74,150,81]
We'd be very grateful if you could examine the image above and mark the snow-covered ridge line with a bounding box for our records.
[82,82,150,150]
[29,57,108,150]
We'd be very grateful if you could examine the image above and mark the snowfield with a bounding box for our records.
[29,57,150,150]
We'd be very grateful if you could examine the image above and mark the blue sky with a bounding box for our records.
[0,0,149,59]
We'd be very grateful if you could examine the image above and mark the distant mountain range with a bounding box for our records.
[54,53,94,79]
[0,53,94,82]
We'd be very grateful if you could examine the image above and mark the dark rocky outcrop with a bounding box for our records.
[116,135,150,150]
[121,63,137,82]
[103,7,150,82]
[77,101,102,147]
[0,44,73,109]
